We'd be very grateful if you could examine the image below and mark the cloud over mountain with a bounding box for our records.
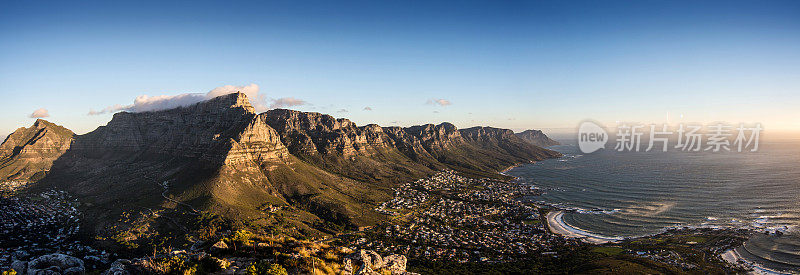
[89,84,266,115]
[29,108,50,118]
[270,97,306,109]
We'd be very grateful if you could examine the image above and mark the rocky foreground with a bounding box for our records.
[5,247,415,275]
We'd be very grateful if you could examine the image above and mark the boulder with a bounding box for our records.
[27,253,84,275]
[355,250,383,270]
[10,260,27,273]
[101,259,130,275]
[383,255,407,273]
[355,263,376,275]
[341,258,353,275]
[212,240,229,250]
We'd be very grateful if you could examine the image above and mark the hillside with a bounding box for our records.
[515,129,560,147]
[12,93,560,251]
[0,119,74,182]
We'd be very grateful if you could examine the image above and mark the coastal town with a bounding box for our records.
[0,171,760,274]
[365,170,579,263]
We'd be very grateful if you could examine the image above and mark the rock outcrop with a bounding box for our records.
[26,253,85,275]
[262,109,395,157]
[102,259,131,275]
[383,255,408,273]
[343,250,416,275]
[403,123,463,153]
[0,119,74,182]
[515,129,559,147]
[68,92,286,166]
[10,92,560,245]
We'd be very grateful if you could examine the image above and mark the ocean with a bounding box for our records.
[507,139,800,272]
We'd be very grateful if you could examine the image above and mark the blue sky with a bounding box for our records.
[1,0,799,138]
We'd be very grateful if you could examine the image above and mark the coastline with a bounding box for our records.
[545,210,622,244]
[547,210,794,274]
[721,249,793,275]
[500,163,521,174]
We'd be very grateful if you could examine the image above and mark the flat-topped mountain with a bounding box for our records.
[515,129,560,147]
[0,119,74,182]
[7,92,559,249]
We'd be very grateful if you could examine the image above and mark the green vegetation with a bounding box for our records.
[145,256,198,275]
[522,219,540,225]
[246,261,288,275]
[591,246,625,256]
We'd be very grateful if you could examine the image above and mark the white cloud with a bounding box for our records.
[337,109,348,113]
[29,108,50,118]
[363,106,372,111]
[426,98,452,106]
[88,83,267,115]
[269,97,307,109]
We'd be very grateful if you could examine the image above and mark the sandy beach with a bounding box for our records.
[500,164,521,174]
[721,248,794,275]
[546,210,621,245]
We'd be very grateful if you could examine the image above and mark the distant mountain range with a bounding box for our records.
[515,129,560,147]
[0,92,560,239]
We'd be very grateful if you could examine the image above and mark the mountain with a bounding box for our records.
[515,129,560,147]
[0,119,74,182]
[9,92,559,249]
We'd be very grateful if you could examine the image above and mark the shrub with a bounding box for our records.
[200,257,231,272]
[246,261,287,275]
[230,229,253,246]
[146,256,197,274]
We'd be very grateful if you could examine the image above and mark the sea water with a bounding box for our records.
[507,139,800,271]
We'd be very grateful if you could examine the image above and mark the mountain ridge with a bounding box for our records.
[3,92,560,250]
[515,129,560,147]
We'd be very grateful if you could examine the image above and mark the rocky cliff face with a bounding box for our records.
[69,92,284,165]
[403,123,464,156]
[515,129,560,147]
[262,109,394,157]
[13,92,560,247]
[460,126,516,142]
[0,119,74,182]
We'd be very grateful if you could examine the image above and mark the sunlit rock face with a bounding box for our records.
[69,92,287,165]
[0,119,74,182]
[3,91,560,243]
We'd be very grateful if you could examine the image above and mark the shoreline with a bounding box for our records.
[548,210,795,274]
[721,249,792,275]
[546,209,796,274]
[545,210,622,244]
[500,163,522,174]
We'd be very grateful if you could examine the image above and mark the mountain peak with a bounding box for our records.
[515,129,559,147]
[33,118,51,128]
[0,119,74,182]
[209,91,255,113]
